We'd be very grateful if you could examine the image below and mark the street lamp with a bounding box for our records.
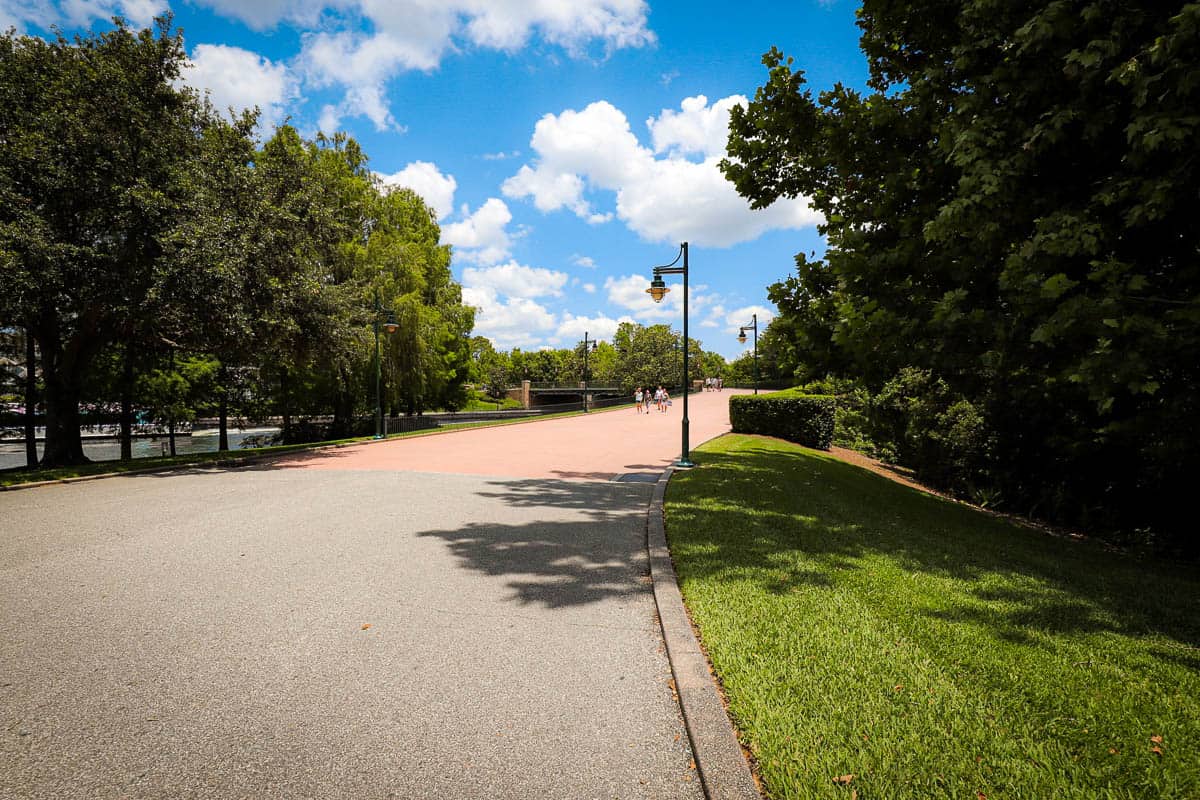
[737,313,758,395]
[646,242,693,468]
[581,331,598,412]
[374,290,399,439]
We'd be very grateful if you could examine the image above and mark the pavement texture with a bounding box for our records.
[1,390,747,799]
[269,390,743,481]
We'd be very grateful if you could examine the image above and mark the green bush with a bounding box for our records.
[870,368,992,498]
[729,389,835,449]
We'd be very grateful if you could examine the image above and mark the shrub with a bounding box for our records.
[729,389,835,449]
[871,368,992,497]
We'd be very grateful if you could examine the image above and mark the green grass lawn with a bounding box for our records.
[664,434,1199,800]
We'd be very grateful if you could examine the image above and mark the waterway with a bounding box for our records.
[0,428,280,471]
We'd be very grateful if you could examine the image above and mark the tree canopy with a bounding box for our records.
[0,17,473,465]
[722,2,1200,550]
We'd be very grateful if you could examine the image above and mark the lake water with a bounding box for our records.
[0,428,280,470]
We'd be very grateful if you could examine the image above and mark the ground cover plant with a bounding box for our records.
[664,434,1199,799]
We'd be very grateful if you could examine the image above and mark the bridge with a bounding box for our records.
[506,381,626,409]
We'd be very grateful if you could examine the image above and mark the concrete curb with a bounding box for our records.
[647,467,761,800]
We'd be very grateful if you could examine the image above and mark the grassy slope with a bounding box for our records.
[665,434,1199,800]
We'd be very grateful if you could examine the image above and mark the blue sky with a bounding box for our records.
[3,0,869,359]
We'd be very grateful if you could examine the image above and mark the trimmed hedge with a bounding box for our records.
[729,390,835,450]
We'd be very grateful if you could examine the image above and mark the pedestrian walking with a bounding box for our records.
[634,387,643,413]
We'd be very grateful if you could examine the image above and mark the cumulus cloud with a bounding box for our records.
[462,262,568,299]
[442,199,514,265]
[194,0,305,30]
[647,93,747,158]
[572,255,596,269]
[462,286,558,350]
[604,274,681,321]
[193,1,653,131]
[503,95,822,247]
[3,0,162,30]
[181,44,298,132]
[725,305,775,337]
[61,0,165,27]
[556,313,630,343]
[378,161,457,221]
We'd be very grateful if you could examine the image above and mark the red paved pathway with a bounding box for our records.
[274,389,747,480]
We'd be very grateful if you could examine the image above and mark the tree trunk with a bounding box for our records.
[24,328,38,467]
[218,362,229,451]
[120,345,134,461]
[280,367,291,442]
[39,361,87,467]
[330,366,355,439]
[167,348,176,457]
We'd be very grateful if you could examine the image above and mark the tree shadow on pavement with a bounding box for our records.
[416,478,655,609]
[474,478,652,520]
[416,518,650,609]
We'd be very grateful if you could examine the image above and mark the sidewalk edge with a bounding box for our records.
[647,468,761,800]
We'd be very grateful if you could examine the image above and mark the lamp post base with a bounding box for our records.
[673,458,695,468]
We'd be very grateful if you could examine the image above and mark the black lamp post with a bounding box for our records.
[373,290,399,439]
[737,313,758,395]
[581,331,598,412]
[647,242,693,467]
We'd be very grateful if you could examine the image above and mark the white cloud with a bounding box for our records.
[378,161,457,221]
[460,0,653,53]
[61,0,166,27]
[4,0,163,29]
[181,44,298,132]
[604,274,680,321]
[700,301,726,329]
[193,0,304,30]
[572,255,596,269]
[461,285,557,350]
[442,198,514,265]
[482,150,521,161]
[725,306,775,335]
[462,262,567,299]
[647,93,747,159]
[195,1,653,133]
[582,283,597,294]
[0,0,53,31]
[556,313,629,343]
[504,96,822,247]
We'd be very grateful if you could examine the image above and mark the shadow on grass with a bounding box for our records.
[667,442,1200,653]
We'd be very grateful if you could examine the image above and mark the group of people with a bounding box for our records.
[633,386,672,414]
[704,376,723,391]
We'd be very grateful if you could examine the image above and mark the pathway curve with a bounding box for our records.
[0,390,745,799]
[274,389,744,480]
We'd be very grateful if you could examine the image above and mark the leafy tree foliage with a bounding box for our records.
[0,19,475,462]
[723,3,1200,550]
[0,18,213,465]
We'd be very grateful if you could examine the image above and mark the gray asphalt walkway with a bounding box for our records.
[1,466,704,798]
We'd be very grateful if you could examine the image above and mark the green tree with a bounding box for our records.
[0,18,220,466]
[722,3,1200,548]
